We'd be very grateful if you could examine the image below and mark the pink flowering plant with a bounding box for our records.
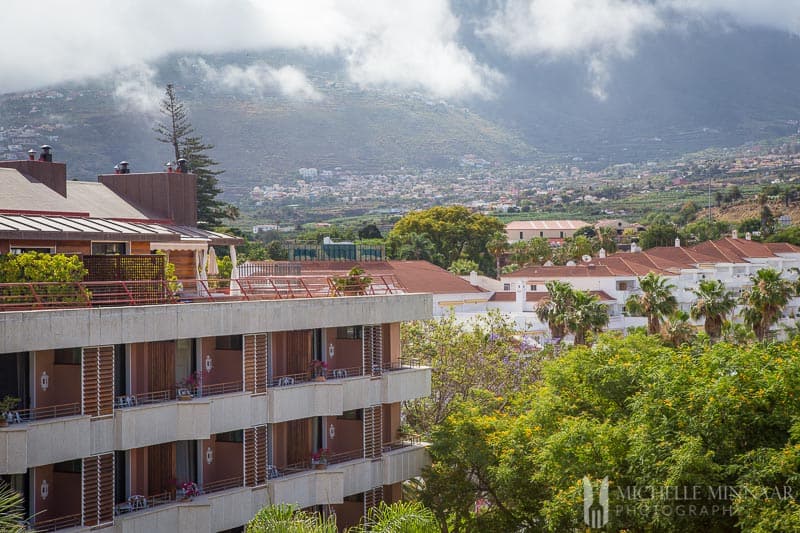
[311,447,330,464]
[309,360,328,378]
[180,481,199,498]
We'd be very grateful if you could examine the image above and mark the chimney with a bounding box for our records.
[515,281,525,312]
[630,242,639,253]
[675,237,681,248]
[118,161,130,174]
[99,169,198,226]
[39,145,52,162]
[732,229,738,239]
[598,248,607,259]
[165,161,174,173]
[469,270,478,285]
[0,146,67,196]
[745,232,752,241]
[176,158,188,173]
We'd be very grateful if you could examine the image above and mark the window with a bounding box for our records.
[53,459,82,474]
[503,283,511,291]
[560,231,564,238]
[54,347,81,365]
[10,247,53,255]
[540,231,544,237]
[215,430,243,443]
[529,284,537,291]
[337,409,362,421]
[336,326,362,340]
[91,242,127,255]
[215,335,243,351]
[519,231,523,240]
[616,281,629,291]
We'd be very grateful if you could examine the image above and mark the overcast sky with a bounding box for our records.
[2,0,799,103]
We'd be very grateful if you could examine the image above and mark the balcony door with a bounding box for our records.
[286,330,312,375]
[286,419,311,465]
[147,342,175,397]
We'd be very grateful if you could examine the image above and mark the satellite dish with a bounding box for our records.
[566,260,577,267]
[582,254,592,263]
[544,260,554,267]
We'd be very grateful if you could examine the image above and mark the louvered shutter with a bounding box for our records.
[244,425,268,486]
[82,453,114,527]
[363,406,383,459]
[244,334,268,393]
[82,346,114,417]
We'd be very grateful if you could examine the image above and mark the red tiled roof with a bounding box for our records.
[298,260,486,295]
[489,290,615,302]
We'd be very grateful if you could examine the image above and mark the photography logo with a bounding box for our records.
[583,476,609,529]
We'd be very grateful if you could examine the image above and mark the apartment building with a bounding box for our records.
[505,219,589,243]
[0,152,432,532]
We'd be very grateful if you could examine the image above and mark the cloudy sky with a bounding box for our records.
[2,0,800,104]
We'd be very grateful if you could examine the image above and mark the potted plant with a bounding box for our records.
[179,481,199,501]
[176,372,199,400]
[331,266,373,296]
[311,448,330,469]
[310,360,328,382]
[0,396,19,427]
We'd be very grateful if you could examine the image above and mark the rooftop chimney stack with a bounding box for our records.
[745,232,752,241]
[39,145,52,162]
[165,161,174,173]
[28,149,36,161]
[176,158,188,173]
[630,242,639,253]
[469,270,478,285]
[598,248,606,259]
[118,161,130,174]
[675,237,681,248]
[732,229,739,239]
[515,281,525,312]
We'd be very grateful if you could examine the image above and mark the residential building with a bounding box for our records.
[0,152,432,532]
[505,220,589,243]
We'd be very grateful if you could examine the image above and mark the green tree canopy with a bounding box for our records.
[690,279,736,340]
[625,272,677,334]
[638,223,680,249]
[388,206,504,274]
[740,267,795,340]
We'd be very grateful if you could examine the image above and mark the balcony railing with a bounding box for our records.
[2,402,81,425]
[271,448,366,478]
[28,513,81,532]
[203,475,244,494]
[0,275,405,312]
[197,380,244,397]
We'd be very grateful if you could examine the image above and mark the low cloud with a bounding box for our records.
[193,59,321,101]
[112,64,162,115]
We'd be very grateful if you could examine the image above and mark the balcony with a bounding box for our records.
[260,468,345,509]
[0,274,405,312]
[267,380,344,423]
[381,363,432,403]
[0,410,90,474]
[114,385,247,449]
[381,442,430,485]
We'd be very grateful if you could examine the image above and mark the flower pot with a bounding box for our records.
[314,462,327,470]
[0,418,7,428]
[313,376,326,382]
[178,394,193,401]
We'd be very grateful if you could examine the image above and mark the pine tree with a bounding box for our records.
[154,84,233,228]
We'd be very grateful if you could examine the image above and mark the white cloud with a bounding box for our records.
[480,0,800,99]
[113,64,162,115]
[193,59,321,101]
[0,0,498,100]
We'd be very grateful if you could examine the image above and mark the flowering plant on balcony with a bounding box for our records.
[179,481,199,500]
[311,448,330,465]
[176,371,199,398]
[309,360,328,378]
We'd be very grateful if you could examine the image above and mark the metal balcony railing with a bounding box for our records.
[0,275,405,312]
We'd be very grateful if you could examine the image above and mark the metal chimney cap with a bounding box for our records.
[40,145,52,151]
[27,149,36,154]
[177,158,187,163]
[119,161,129,165]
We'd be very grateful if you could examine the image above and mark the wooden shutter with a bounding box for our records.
[147,341,175,396]
[287,330,312,375]
[244,425,268,486]
[147,443,175,496]
[287,419,311,465]
[363,486,384,521]
[83,453,114,527]
[244,334,268,393]
[363,406,383,459]
[82,346,114,417]
[362,326,383,376]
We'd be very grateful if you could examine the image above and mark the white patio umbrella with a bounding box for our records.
[229,245,241,296]
[206,246,219,276]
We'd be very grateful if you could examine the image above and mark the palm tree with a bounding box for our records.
[740,268,795,341]
[625,273,678,335]
[535,280,575,341]
[486,233,509,280]
[349,501,437,533]
[690,279,736,340]
[662,310,697,347]
[0,480,26,533]
[566,290,610,346]
[247,504,337,532]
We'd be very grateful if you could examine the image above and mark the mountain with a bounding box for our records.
[2,26,800,199]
